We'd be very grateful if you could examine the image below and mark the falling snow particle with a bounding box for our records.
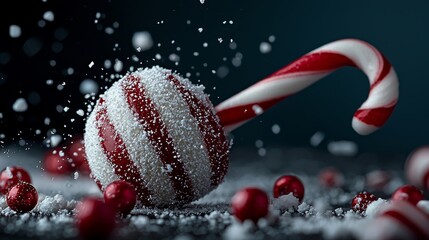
[268,35,276,43]
[114,60,123,72]
[76,109,84,117]
[327,141,358,157]
[198,28,203,33]
[88,61,94,68]
[216,66,229,79]
[12,98,28,112]
[169,53,180,62]
[272,124,281,134]
[310,131,325,146]
[218,38,223,43]
[50,135,62,147]
[79,79,99,95]
[259,42,272,54]
[252,105,263,115]
[43,11,55,22]
[9,25,21,38]
[104,60,112,69]
[200,0,205,3]
[132,31,153,51]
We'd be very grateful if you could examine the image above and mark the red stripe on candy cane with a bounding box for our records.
[121,75,196,204]
[215,39,399,135]
[96,98,154,206]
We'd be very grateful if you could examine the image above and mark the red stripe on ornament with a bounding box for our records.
[353,103,396,127]
[216,96,287,128]
[166,75,229,187]
[95,98,153,206]
[383,210,429,239]
[121,75,195,204]
[266,52,356,79]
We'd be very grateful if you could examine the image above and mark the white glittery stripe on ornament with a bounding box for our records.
[406,147,429,189]
[138,68,212,199]
[84,104,120,188]
[104,80,176,206]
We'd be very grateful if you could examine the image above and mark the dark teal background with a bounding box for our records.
[0,0,428,155]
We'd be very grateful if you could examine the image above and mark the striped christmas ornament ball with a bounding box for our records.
[84,66,230,207]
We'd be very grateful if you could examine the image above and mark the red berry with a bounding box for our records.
[76,197,116,240]
[318,167,344,188]
[104,180,137,216]
[0,166,32,195]
[391,185,424,205]
[43,148,74,175]
[7,182,38,213]
[66,137,91,174]
[273,175,305,202]
[351,192,378,212]
[365,170,391,190]
[231,187,269,223]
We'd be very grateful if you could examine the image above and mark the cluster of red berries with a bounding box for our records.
[76,180,138,240]
[231,175,305,223]
[351,184,425,212]
[0,166,38,213]
[43,136,91,177]
[231,168,427,223]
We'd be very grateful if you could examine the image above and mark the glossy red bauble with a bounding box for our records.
[273,175,305,202]
[231,187,269,223]
[0,166,32,195]
[391,185,424,205]
[7,182,38,213]
[66,137,91,174]
[43,148,74,175]
[76,197,116,240]
[104,180,137,216]
[351,192,378,212]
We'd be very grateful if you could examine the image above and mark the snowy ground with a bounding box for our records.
[0,145,412,240]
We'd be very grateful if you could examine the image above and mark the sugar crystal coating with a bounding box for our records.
[84,66,230,207]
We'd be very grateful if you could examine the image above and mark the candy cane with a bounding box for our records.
[215,39,399,135]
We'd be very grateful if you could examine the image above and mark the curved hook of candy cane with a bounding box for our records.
[215,39,399,135]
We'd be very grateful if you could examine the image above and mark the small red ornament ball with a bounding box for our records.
[104,180,137,216]
[318,167,344,188]
[0,166,32,195]
[7,182,38,213]
[231,187,269,223]
[351,192,378,212]
[66,137,91,174]
[43,148,74,175]
[273,175,305,202]
[76,197,116,240]
[391,185,424,205]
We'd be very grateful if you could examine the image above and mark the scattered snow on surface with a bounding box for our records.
[365,198,389,217]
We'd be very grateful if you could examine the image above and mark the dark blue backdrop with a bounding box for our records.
[0,0,428,155]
